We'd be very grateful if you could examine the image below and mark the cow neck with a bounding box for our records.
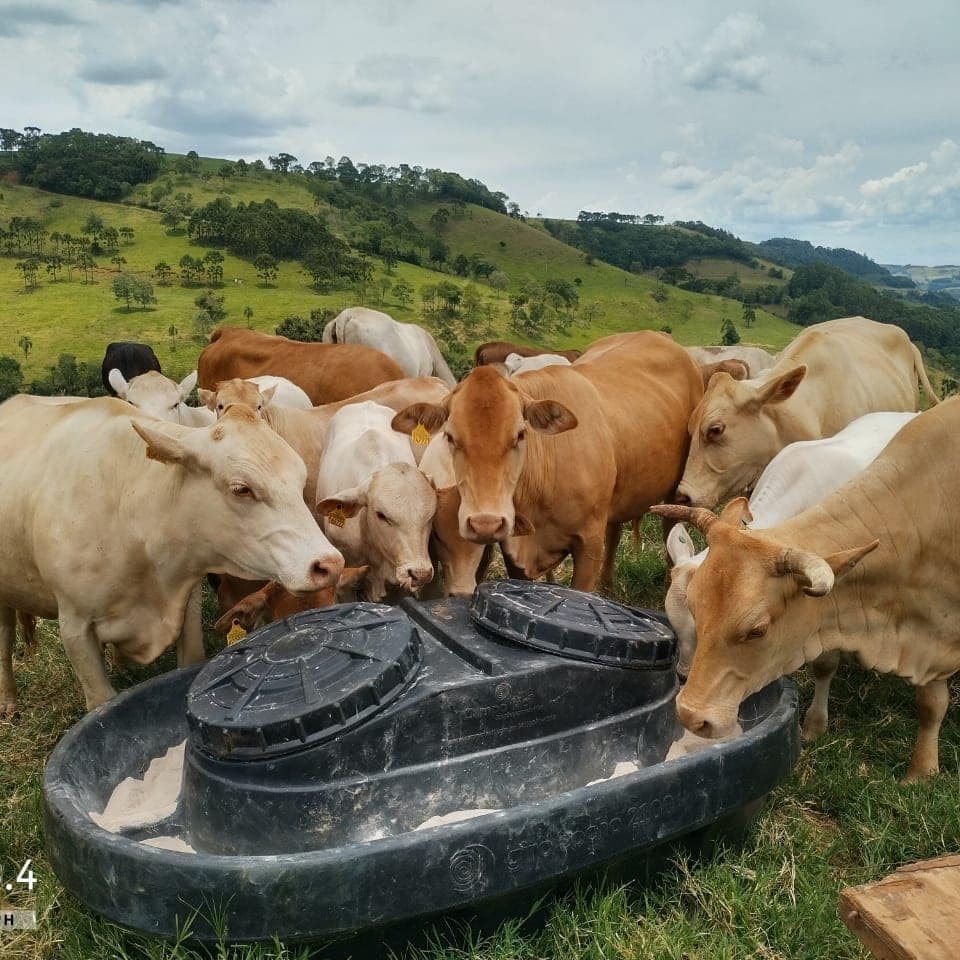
[514,428,554,514]
[769,459,959,686]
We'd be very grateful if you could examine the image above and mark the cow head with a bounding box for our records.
[391,367,578,543]
[132,405,344,594]
[110,369,200,424]
[316,462,437,600]
[652,502,878,738]
[675,364,808,508]
[198,378,276,419]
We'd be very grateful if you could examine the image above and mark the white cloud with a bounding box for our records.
[328,55,470,113]
[858,139,960,223]
[683,13,769,93]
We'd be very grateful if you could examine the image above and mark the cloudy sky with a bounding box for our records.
[1,0,957,263]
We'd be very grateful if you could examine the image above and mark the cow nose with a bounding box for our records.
[674,487,692,506]
[676,700,713,737]
[467,513,507,541]
[407,565,434,588]
[309,554,345,590]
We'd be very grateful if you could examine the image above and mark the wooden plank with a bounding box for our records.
[839,855,960,960]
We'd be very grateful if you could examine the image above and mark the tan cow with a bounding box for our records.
[394,332,703,590]
[197,326,405,405]
[474,340,582,366]
[651,398,960,782]
[677,316,938,508]
[686,344,777,378]
[0,397,344,714]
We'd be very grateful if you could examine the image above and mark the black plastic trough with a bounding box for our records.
[43,581,799,943]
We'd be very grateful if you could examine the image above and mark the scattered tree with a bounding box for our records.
[253,253,279,286]
[720,317,741,345]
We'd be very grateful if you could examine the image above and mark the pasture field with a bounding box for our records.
[2,524,958,960]
[0,179,799,384]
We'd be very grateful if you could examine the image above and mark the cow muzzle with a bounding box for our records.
[675,693,740,741]
[465,513,509,542]
[397,563,434,592]
[287,552,345,595]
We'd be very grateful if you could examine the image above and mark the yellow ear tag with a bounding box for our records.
[411,422,431,446]
[327,507,347,528]
[226,620,247,646]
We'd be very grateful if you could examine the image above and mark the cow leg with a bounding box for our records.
[60,613,116,712]
[801,650,841,741]
[903,678,950,783]
[177,583,206,667]
[570,529,605,593]
[599,521,622,590]
[0,606,20,718]
[500,546,528,581]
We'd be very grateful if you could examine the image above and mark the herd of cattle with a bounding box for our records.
[1,305,955,783]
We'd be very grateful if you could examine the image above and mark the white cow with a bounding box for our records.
[0,397,344,714]
[108,370,215,426]
[244,376,312,410]
[323,307,457,387]
[316,401,436,601]
[664,410,917,735]
[504,352,572,376]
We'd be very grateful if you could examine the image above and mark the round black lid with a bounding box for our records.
[187,604,421,760]
[470,580,675,669]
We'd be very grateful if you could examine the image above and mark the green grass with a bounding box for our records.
[3,533,959,960]
[0,177,801,386]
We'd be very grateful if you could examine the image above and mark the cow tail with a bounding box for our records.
[631,519,642,544]
[912,344,940,406]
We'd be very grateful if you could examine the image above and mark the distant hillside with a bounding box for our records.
[883,263,960,301]
[757,237,911,287]
[0,162,795,393]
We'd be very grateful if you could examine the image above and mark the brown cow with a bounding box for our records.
[214,566,369,634]
[650,398,960,782]
[198,326,405,405]
[474,340,582,367]
[395,332,703,590]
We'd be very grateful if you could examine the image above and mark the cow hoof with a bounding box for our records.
[901,765,938,785]
[800,712,827,742]
[0,698,22,720]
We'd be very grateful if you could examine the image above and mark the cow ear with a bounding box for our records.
[197,388,216,410]
[260,385,277,407]
[513,513,536,536]
[825,540,880,579]
[523,399,578,435]
[316,487,366,521]
[339,565,370,589]
[392,403,448,435]
[178,370,198,402]
[131,421,198,468]
[666,523,696,564]
[719,496,752,528]
[756,364,806,406]
[108,368,130,399]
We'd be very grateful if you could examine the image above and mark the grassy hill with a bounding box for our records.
[0,170,800,382]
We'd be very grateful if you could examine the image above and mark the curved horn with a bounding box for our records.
[776,548,835,597]
[649,504,719,535]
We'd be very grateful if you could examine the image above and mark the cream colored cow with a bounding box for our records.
[0,397,343,714]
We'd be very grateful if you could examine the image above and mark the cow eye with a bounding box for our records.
[376,511,391,524]
[444,432,456,447]
[706,423,725,441]
[230,483,255,499]
[748,623,768,638]
[515,429,526,445]
[217,403,224,412]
